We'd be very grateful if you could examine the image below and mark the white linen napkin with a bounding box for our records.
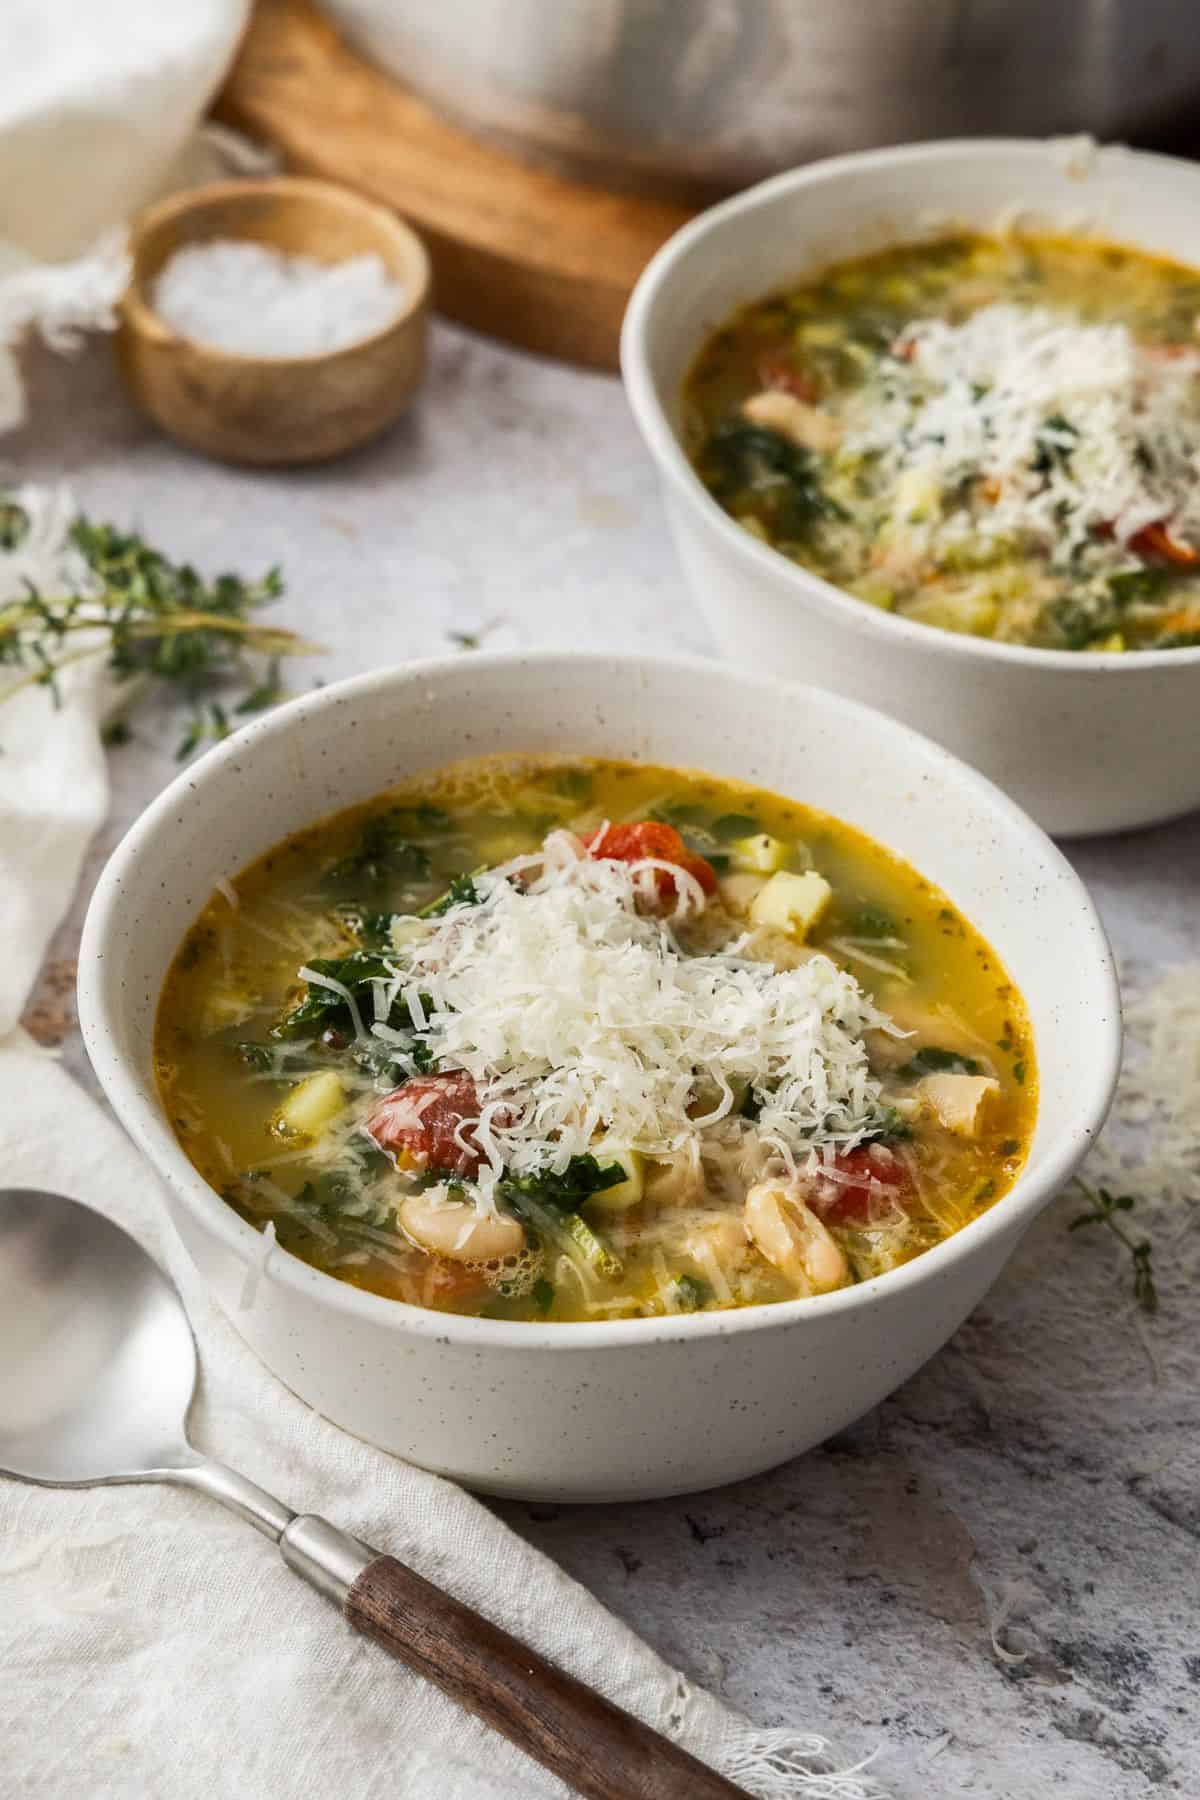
[0,2,272,433]
[1,0,250,262]
[0,510,884,1797]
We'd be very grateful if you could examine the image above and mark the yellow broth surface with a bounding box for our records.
[685,232,1200,651]
[156,756,1037,1321]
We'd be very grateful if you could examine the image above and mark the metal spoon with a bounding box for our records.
[0,1189,751,1800]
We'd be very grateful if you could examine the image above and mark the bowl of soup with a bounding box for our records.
[622,138,1200,836]
[78,653,1119,1500]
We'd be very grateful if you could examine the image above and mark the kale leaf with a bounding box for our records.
[1107,565,1174,608]
[699,422,844,540]
[501,1153,626,1214]
[899,1046,981,1078]
[326,810,431,888]
[271,950,428,1042]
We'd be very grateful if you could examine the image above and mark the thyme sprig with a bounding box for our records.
[0,495,320,758]
[1068,1180,1158,1314]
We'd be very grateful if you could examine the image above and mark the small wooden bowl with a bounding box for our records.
[117,177,431,466]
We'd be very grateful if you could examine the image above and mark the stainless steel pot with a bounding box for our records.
[320,0,1200,198]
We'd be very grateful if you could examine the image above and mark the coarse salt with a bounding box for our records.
[152,239,405,358]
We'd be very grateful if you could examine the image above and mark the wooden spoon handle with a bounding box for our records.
[345,1553,753,1800]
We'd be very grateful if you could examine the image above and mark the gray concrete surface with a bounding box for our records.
[10,323,1198,1799]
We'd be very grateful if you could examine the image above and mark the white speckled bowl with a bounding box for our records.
[78,653,1120,1501]
[621,138,1200,838]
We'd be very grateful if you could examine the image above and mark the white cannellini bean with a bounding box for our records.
[743,1179,848,1296]
[398,1194,525,1262]
[915,1072,1000,1137]
[682,1215,749,1267]
[643,1149,705,1207]
[741,389,841,452]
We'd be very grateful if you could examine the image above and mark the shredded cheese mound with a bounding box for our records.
[842,303,1200,559]
[380,831,898,1189]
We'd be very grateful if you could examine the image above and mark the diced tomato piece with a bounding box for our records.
[756,349,819,404]
[1127,520,1200,567]
[581,820,718,902]
[805,1145,912,1227]
[365,1070,485,1177]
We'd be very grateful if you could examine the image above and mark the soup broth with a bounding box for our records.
[156,756,1036,1322]
[685,232,1200,651]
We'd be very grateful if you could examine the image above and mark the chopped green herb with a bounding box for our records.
[420,872,483,917]
[1012,1059,1027,1085]
[712,812,758,840]
[674,1274,711,1311]
[1031,412,1078,474]
[863,1104,912,1143]
[333,904,396,948]
[853,904,897,938]
[326,811,431,888]
[531,1276,555,1315]
[900,1046,981,1078]
[648,803,728,867]
[552,767,594,803]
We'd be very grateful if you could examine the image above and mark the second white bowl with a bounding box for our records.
[622,138,1200,838]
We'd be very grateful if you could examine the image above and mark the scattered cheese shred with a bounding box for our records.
[238,1218,276,1312]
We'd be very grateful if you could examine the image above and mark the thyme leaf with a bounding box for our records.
[1068,1180,1158,1314]
[0,493,319,756]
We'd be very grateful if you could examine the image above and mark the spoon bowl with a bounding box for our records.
[0,1189,196,1484]
[0,1186,753,1800]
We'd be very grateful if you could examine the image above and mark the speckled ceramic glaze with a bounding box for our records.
[622,139,1200,838]
[78,654,1120,1501]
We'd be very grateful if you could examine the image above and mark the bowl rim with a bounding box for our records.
[78,649,1122,1351]
[122,174,432,370]
[620,135,1200,677]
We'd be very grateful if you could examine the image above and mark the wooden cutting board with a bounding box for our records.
[216,0,697,370]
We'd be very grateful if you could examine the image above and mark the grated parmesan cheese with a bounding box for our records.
[238,1218,276,1311]
[379,830,901,1194]
[841,303,1200,562]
